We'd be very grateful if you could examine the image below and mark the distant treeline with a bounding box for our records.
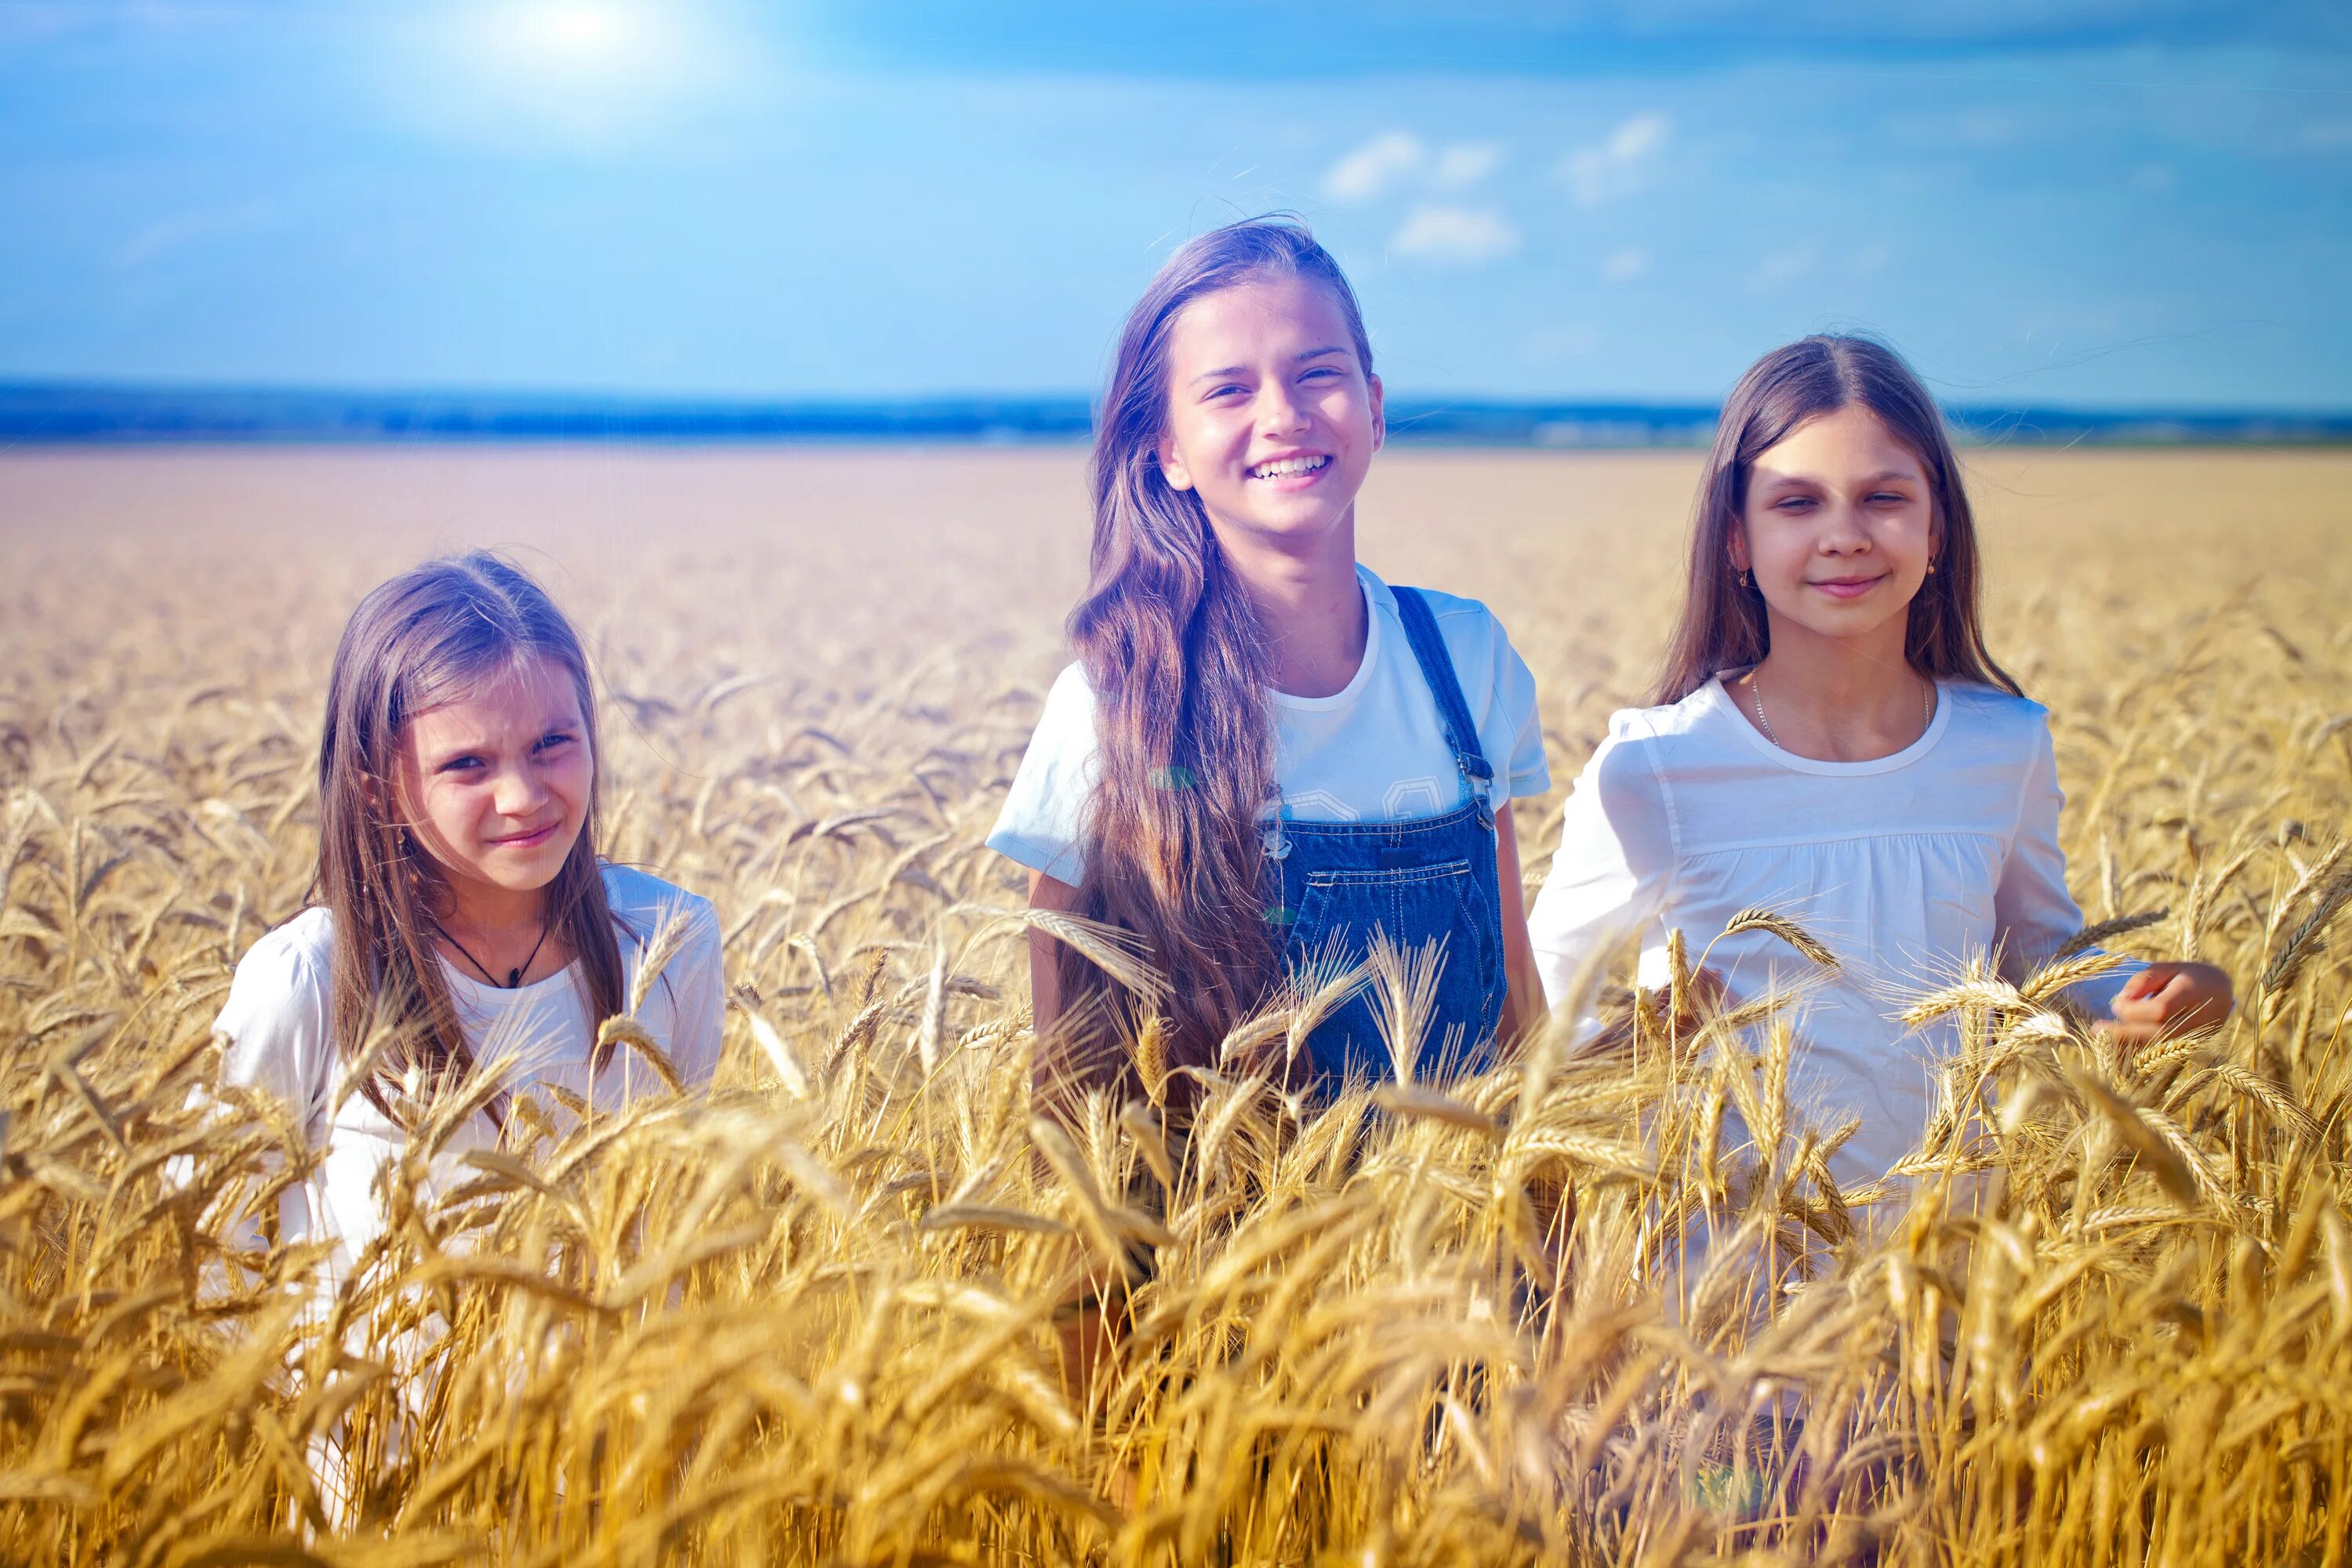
[4,382,2347,448]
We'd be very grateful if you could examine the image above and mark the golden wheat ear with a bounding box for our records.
[2052,907,2168,961]
[1714,907,1839,971]
[963,901,1170,1006]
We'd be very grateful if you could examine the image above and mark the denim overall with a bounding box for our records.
[1263,586,1508,1085]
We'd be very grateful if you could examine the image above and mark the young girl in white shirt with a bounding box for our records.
[1526,334,2231,1184]
[215,550,724,1282]
[990,216,1552,1098]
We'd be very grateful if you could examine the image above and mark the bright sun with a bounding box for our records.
[408,0,733,143]
[475,1,667,82]
[519,3,638,64]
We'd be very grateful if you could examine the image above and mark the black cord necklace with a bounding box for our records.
[433,916,552,989]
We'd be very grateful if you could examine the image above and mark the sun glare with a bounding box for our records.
[471,1,671,85]
[419,0,728,141]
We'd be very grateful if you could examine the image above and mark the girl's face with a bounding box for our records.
[1729,403,1937,652]
[1156,271,1383,552]
[394,652,592,916]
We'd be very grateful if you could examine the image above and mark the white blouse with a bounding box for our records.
[1527,675,2139,1185]
[212,863,725,1282]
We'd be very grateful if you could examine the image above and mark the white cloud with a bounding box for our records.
[1431,141,1504,191]
[1746,242,1820,294]
[1391,205,1520,266]
[1323,132,1427,203]
[1600,246,1649,284]
[1561,112,1670,208]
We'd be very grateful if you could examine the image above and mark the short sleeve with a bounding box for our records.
[1492,627,1551,803]
[986,663,1098,886]
[1526,718,1679,1011]
[664,896,727,1087]
[1994,717,2143,1016]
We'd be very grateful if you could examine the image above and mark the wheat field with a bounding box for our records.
[2,444,2348,1566]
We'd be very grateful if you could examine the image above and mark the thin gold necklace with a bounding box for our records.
[1749,670,1934,751]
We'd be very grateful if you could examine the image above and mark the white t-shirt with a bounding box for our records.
[212,862,725,1280]
[989,564,1552,884]
[1526,675,2140,1185]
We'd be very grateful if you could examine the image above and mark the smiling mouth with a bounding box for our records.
[490,820,561,848]
[1247,454,1330,481]
[1809,575,1886,597]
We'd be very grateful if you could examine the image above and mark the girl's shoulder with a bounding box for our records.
[1936,680,2053,752]
[598,863,719,937]
[1364,569,1535,722]
[1042,659,1099,712]
[229,905,336,994]
[1367,569,1513,650]
[1010,661,1103,761]
[1595,679,1734,755]
[216,907,338,1108]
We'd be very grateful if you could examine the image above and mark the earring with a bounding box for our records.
[1738,568,1754,590]
[1927,558,1938,576]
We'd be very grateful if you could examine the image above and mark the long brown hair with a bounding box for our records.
[1651,332,2022,706]
[315,550,627,1114]
[1058,216,1375,1088]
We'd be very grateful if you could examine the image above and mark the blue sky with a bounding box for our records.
[2,2,2348,408]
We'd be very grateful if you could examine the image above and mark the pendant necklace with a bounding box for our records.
[434,916,551,989]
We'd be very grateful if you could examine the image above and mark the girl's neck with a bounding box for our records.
[438,878,550,938]
[1742,617,1935,763]
[1216,510,1366,699]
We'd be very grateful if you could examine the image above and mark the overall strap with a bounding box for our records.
[1391,586,1496,828]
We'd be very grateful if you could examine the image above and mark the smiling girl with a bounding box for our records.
[1526,335,2231,1184]
[214,551,724,1277]
[991,216,1551,1100]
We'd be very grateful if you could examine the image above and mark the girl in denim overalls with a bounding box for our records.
[989,217,1552,1103]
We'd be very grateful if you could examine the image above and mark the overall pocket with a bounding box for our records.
[1284,858,1498,1078]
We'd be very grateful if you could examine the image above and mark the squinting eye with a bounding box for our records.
[438,756,482,775]
[535,733,573,754]
[1774,497,1814,511]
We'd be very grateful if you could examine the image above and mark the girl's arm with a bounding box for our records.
[1025,868,1079,1051]
[1021,867,1131,1405]
[1996,723,2233,1043]
[988,664,1096,1071]
[1494,804,1545,1045]
[1525,720,1678,1024]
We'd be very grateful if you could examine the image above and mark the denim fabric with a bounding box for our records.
[1262,587,1507,1084]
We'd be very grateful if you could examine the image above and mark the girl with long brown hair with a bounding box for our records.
[213,550,724,1278]
[1526,333,2231,1184]
[989,216,1552,1101]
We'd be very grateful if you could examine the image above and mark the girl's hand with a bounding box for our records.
[2104,962,2234,1048]
[1582,965,1725,1054]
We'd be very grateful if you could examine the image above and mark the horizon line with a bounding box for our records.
[5,378,2349,449]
